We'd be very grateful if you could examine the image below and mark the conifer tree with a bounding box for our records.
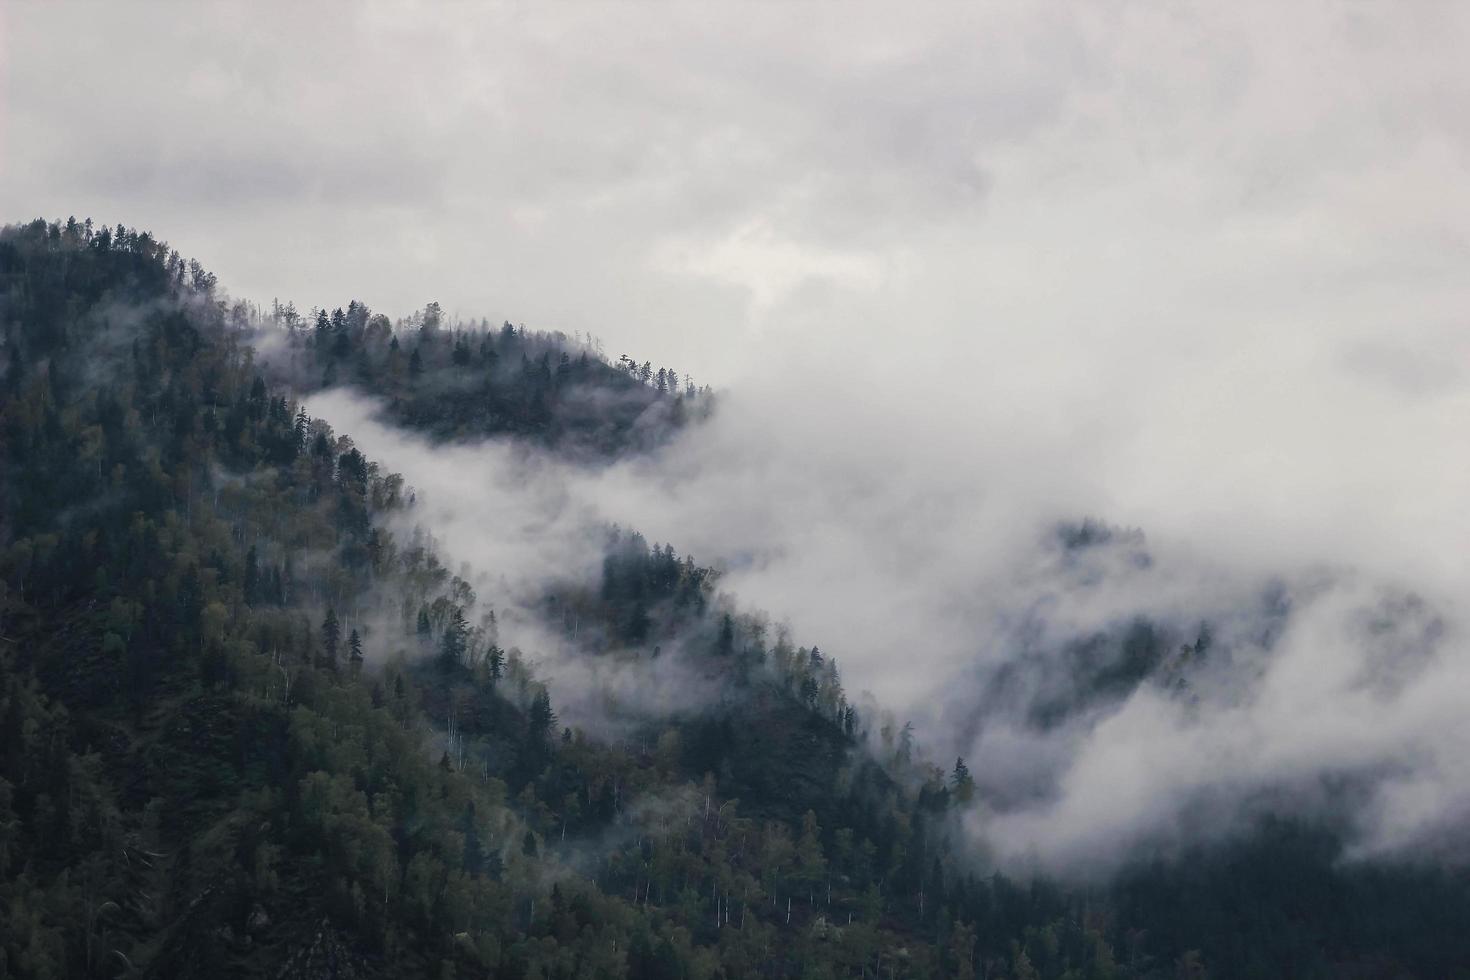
[529,689,556,745]
[439,606,468,668]
[321,606,341,670]
[487,644,505,685]
[348,628,363,676]
[951,757,975,803]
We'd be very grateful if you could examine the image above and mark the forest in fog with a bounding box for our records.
[6,2,1470,977]
[2,218,1468,978]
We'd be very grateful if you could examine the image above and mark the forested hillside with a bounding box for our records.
[2,217,1469,979]
[252,296,709,457]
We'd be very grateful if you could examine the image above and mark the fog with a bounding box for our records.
[313,328,1468,873]
[11,0,1470,872]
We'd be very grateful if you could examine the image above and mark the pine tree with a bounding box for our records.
[529,689,556,745]
[293,406,309,453]
[321,606,341,671]
[487,645,505,685]
[331,307,350,358]
[951,757,975,803]
[439,606,467,668]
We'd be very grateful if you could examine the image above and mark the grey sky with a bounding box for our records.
[9,0,1470,868]
[7,3,1465,379]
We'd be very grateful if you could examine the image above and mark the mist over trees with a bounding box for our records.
[247,294,712,460]
[2,217,1469,979]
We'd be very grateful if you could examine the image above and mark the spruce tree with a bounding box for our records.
[951,757,975,803]
[321,606,341,670]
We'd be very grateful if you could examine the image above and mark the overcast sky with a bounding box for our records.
[6,3,1468,380]
[9,0,1470,868]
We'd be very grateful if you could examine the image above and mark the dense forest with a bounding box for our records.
[2,217,1468,979]
[252,295,710,456]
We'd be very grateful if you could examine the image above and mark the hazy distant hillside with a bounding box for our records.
[3,217,1469,980]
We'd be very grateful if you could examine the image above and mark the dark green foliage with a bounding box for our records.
[321,606,341,671]
[437,606,467,669]
[255,300,711,457]
[1,218,1466,980]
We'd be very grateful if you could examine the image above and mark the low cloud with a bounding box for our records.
[314,298,1470,872]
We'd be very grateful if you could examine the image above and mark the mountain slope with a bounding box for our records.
[2,217,1468,980]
